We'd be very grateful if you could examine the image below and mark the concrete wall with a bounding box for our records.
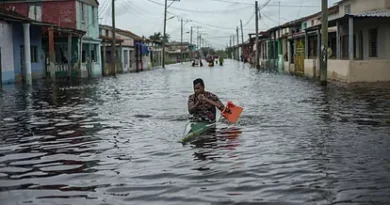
[284,62,290,74]
[386,0,390,8]
[289,63,295,74]
[328,60,350,82]
[338,0,386,17]
[13,24,44,81]
[77,1,99,38]
[0,22,15,84]
[350,60,390,82]
[304,58,319,78]
[306,59,390,83]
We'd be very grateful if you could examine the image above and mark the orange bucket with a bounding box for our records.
[221,101,243,124]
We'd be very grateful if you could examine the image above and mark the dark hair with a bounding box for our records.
[193,78,204,87]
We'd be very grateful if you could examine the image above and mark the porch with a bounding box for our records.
[100,36,124,75]
[42,27,86,79]
[304,10,390,83]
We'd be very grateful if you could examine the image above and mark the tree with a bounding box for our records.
[163,33,170,43]
[149,32,162,41]
[149,32,170,43]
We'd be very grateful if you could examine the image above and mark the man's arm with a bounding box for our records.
[203,94,225,111]
[188,95,200,114]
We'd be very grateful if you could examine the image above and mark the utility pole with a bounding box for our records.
[230,35,233,59]
[180,18,183,64]
[240,20,244,62]
[232,34,235,60]
[197,26,200,50]
[111,0,116,75]
[255,1,260,69]
[278,1,281,27]
[190,26,193,45]
[320,0,328,86]
[240,20,244,45]
[162,0,168,68]
[190,26,193,59]
[236,26,240,60]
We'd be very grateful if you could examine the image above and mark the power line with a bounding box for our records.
[261,11,279,25]
[168,11,253,31]
[296,0,305,18]
[209,0,319,7]
[144,0,252,14]
[242,11,255,27]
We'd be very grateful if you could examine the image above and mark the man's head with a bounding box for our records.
[193,78,205,94]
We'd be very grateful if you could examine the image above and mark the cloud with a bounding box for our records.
[99,0,340,49]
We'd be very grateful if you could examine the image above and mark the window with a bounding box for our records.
[124,50,129,65]
[91,45,96,62]
[91,7,95,26]
[344,4,351,14]
[369,28,378,57]
[28,4,42,21]
[311,20,314,27]
[20,45,38,63]
[81,3,85,22]
[82,50,86,62]
[31,45,38,62]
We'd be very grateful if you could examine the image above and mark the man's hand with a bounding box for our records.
[197,94,206,102]
[224,107,232,114]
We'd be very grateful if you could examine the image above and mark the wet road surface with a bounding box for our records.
[1,60,390,205]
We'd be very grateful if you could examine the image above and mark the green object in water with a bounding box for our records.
[180,122,214,144]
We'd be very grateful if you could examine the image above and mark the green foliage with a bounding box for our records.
[149,32,170,43]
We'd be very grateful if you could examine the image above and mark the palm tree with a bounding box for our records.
[149,32,170,43]
[149,32,162,42]
[162,33,170,43]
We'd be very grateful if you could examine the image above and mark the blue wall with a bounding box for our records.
[2,70,15,84]
[12,24,44,77]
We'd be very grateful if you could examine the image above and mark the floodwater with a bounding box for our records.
[1,60,390,205]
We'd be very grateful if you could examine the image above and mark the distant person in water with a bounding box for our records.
[219,56,224,65]
[188,78,225,122]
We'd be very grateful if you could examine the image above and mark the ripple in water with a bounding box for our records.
[0,61,390,204]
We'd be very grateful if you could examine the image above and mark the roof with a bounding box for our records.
[99,35,124,43]
[166,42,190,46]
[279,5,339,29]
[99,24,142,41]
[347,9,390,18]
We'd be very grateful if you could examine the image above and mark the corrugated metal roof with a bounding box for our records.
[349,9,390,18]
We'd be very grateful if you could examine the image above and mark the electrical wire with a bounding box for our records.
[209,0,319,8]
[144,0,252,14]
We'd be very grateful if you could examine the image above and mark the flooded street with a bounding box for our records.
[1,60,390,205]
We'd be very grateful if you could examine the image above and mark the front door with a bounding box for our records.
[295,39,305,75]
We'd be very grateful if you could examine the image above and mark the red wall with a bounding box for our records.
[3,1,76,29]
[42,1,76,29]
[3,3,29,16]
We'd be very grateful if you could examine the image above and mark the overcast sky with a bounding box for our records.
[99,0,340,49]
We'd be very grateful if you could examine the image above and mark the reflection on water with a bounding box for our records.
[1,60,390,205]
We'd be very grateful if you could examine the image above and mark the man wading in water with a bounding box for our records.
[188,78,226,122]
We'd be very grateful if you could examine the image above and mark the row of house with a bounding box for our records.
[0,0,163,86]
[238,0,390,83]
